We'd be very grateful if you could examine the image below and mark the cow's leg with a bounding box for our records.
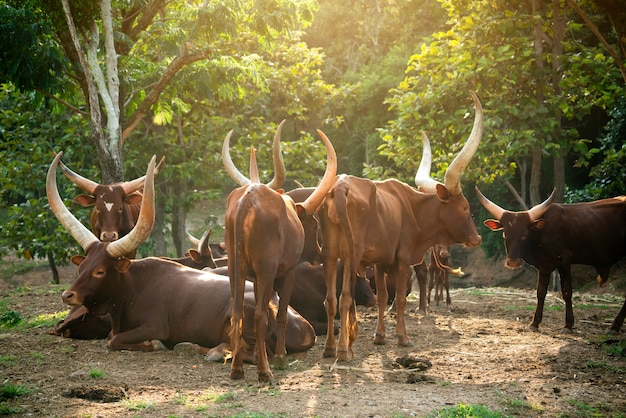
[274,269,296,370]
[445,275,452,311]
[336,260,355,361]
[393,264,413,347]
[253,279,274,382]
[107,325,168,351]
[414,263,428,315]
[609,299,626,334]
[559,266,574,333]
[373,264,388,345]
[529,271,551,331]
[322,257,338,358]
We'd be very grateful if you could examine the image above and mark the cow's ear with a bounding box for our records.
[483,219,503,231]
[124,192,143,205]
[71,255,86,266]
[114,258,132,273]
[435,183,450,202]
[276,188,285,195]
[530,219,547,231]
[295,203,306,217]
[187,249,201,262]
[74,194,96,207]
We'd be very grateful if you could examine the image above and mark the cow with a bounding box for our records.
[318,92,483,361]
[475,187,626,334]
[207,261,376,336]
[427,244,463,311]
[223,120,337,382]
[185,228,228,259]
[55,153,165,247]
[47,152,316,360]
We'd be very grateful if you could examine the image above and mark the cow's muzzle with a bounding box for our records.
[505,258,523,269]
[61,290,81,306]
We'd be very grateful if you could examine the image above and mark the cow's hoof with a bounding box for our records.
[336,350,350,362]
[273,355,288,370]
[373,333,386,345]
[323,346,336,358]
[398,338,414,348]
[229,369,245,380]
[560,327,573,335]
[151,340,168,351]
[258,371,273,383]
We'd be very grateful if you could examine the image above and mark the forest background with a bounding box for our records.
[0,0,625,280]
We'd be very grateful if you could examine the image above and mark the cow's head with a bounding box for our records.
[222,120,337,263]
[47,153,156,315]
[475,186,555,269]
[414,92,483,248]
[56,154,164,242]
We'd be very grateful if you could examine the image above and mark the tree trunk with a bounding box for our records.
[153,189,167,256]
[47,251,59,285]
[552,0,566,203]
[530,0,544,206]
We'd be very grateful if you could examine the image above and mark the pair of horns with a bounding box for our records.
[47,153,156,258]
[414,91,483,196]
[222,120,337,216]
[475,186,556,221]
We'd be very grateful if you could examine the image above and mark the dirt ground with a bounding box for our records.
[1,250,626,418]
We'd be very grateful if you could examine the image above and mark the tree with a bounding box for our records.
[0,0,317,183]
[379,0,623,209]
[0,83,91,283]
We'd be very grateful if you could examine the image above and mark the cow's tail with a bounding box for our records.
[230,195,252,358]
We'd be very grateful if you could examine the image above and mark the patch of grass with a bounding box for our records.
[600,337,626,357]
[88,368,107,379]
[0,355,18,365]
[567,399,605,417]
[0,384,32,400]
[0,259,47,284]
[0,402,26,415]
[24,310,67,329]
[0,310,22,327]
[427,403,509,418]
[123,399,153,411]
[29,351,47,365]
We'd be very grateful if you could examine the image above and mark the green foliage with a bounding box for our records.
[0,384,32,400]
[0,310,21,327]
[88,369,107,379]
[428,403,508,418]
[0,83,91,266]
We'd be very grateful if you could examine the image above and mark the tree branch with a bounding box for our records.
[121,47,212,143]
[566,0,626,83]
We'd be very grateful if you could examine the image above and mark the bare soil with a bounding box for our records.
[1,250,626,418]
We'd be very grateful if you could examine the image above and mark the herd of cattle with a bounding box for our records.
[45,92,626,382]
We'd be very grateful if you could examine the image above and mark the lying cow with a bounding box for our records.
[476,187,626,333]
[46,153,315,361]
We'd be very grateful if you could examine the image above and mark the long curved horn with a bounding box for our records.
[107,156,156,259]
[120,156,165,195]
[47,152,99,251]
[475,186,506,220]
[249,146,260,184]
[414,131,442,193]
[444,91,483,195]
[55,153,99,195]
[222,130,250,187]
[528,188,556,221]
[300,130,337,215]
[266,119,286,189]
[222,120,288,189]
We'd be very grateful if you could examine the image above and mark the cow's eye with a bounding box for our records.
[93,269,106,279]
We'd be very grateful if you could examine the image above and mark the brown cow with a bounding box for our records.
[427,245,463,311]
[56,153,165,245]
[47,153,315,358]
[318,92,483,360]
[223,120,337,382]
[476,187,626,334]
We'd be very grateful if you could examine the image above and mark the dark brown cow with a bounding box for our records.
[56,153,165,245]
[47,153,315,358]
[318,92,483,360]
[476,187,626,333]
[207,261,377,336]
[223,121,337,382]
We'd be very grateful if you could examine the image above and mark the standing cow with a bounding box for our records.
[223,121,337,382]
[476,187,626,333]
[47,153,315,357]
[318,92,483,361]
